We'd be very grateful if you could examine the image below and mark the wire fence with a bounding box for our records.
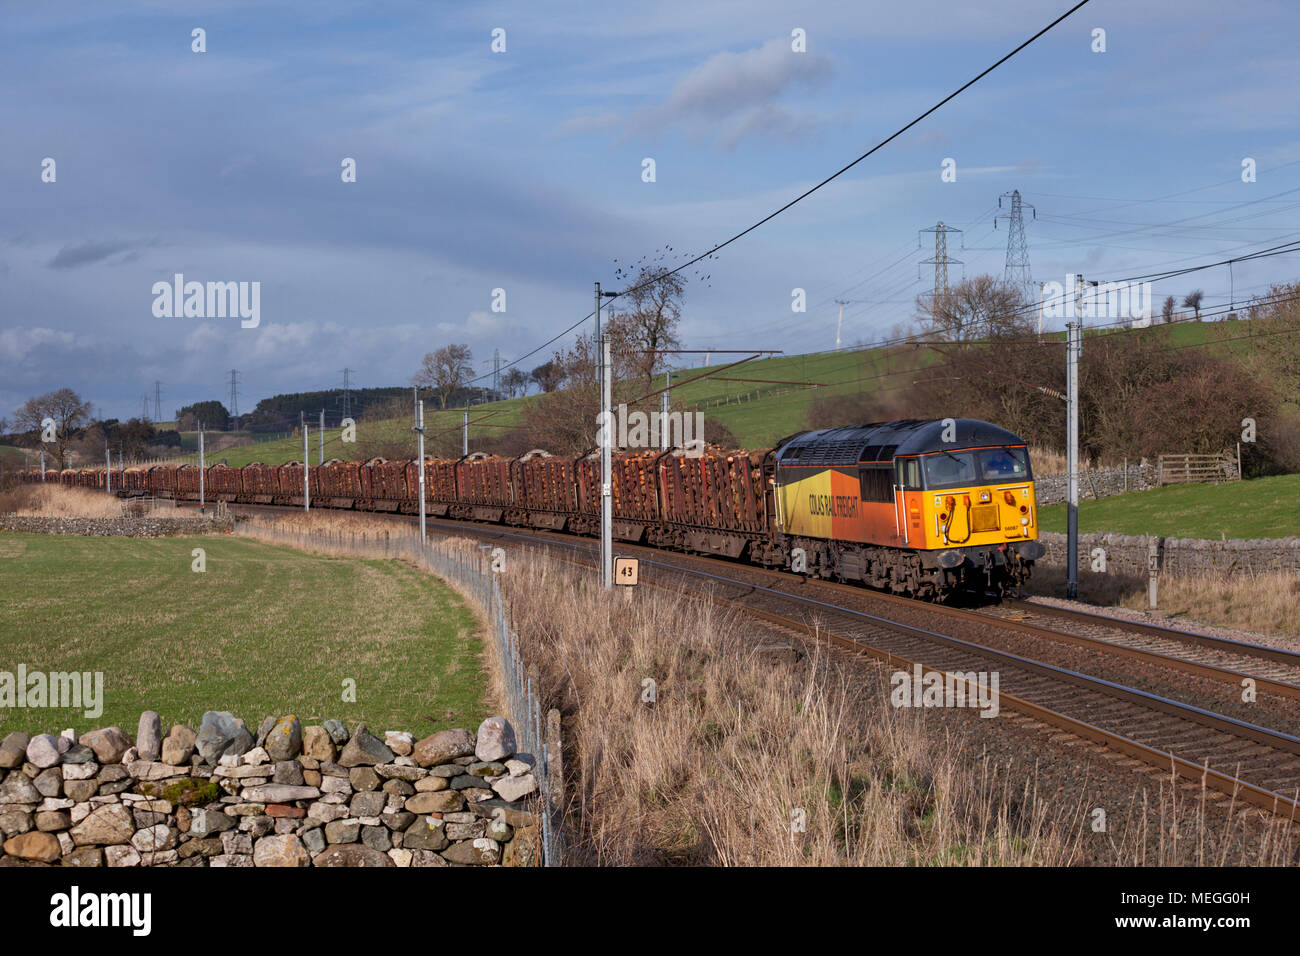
[233,519,564,867]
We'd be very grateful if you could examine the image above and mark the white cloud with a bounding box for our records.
[0,327,80,362]
[640,37,833,148]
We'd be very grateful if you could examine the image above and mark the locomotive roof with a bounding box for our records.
[775,418,1026,467]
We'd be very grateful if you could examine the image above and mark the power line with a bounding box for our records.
[782,235,1300,360]
[463,0,1092,388]
[688,229,1300,367]
[802,202,1000,322]
[613,0,1092,305]
[1029,184,1300,250]
[1028,158,1300,213]
[941,237,1300,334]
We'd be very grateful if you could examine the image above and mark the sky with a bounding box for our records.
[2,0,1299,423]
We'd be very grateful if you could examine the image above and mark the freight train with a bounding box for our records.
[25,418,1044,598]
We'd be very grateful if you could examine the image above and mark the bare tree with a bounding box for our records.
[553,313,639,389]
[501,368,527,398]
[530,362,562,394]
[913,275,1034,341]
[413,344,474,410]
[1161,295,1176,324]
[617,266,685,383]
[13,388,93,469]
[1182,289,1204,321]
[520,315,643,454]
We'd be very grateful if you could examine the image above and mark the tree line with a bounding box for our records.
[808,275,1300,475]
[3,389,184,469]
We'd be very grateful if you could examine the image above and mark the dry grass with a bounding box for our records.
[1029,445,1143,474]
[0,484,126,519]
[232,511,481,566]
[235,510,413,538]
[1119,569,1300,639]
[1029,445,1068,476]
[1026,565,1300,639]
[493,553,1300,865]
[502,554,1077,865]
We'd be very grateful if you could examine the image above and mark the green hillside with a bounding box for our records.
[0,446,35,469]
[162,346,919,465]
[1037,473,1300,539]
[150,313,1291,466]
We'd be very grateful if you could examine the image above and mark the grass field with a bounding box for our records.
[1037,473,1300,539]
[0,532,488,737]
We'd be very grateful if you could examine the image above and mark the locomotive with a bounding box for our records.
[772,418,1043,596]
[27,417,1043,598]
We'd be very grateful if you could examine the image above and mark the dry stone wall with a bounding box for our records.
[1033,464,1158,506]
[0,515,233,537]
[0,710,542,867]
[1037,531,1300,576]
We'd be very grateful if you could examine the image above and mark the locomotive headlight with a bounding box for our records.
[979,490,991,503]
[1020,517,1029,525]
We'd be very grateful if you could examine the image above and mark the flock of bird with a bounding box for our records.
[612,243,717,289]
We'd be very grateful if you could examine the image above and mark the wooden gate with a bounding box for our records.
[1157,453,1238,485]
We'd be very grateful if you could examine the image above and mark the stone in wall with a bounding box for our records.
[0,714,546,868]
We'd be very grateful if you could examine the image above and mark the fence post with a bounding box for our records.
[1147,536,1161,616]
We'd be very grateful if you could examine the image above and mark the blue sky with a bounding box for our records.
[2,0,1299,422]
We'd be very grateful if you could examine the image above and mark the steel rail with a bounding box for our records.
[1004,597,1300,667]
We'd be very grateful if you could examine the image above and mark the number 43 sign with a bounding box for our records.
[614,556,639,586]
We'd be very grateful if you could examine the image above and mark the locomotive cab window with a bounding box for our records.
[922,451,976,489]
[896,457,922,490]
[978,447,1030,481]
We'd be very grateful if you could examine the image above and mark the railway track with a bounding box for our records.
[998,598,1300,679]
[211,500,1300,816]
[613,544,1300,703]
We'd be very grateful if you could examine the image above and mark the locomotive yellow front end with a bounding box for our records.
[905,441,1044,590]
